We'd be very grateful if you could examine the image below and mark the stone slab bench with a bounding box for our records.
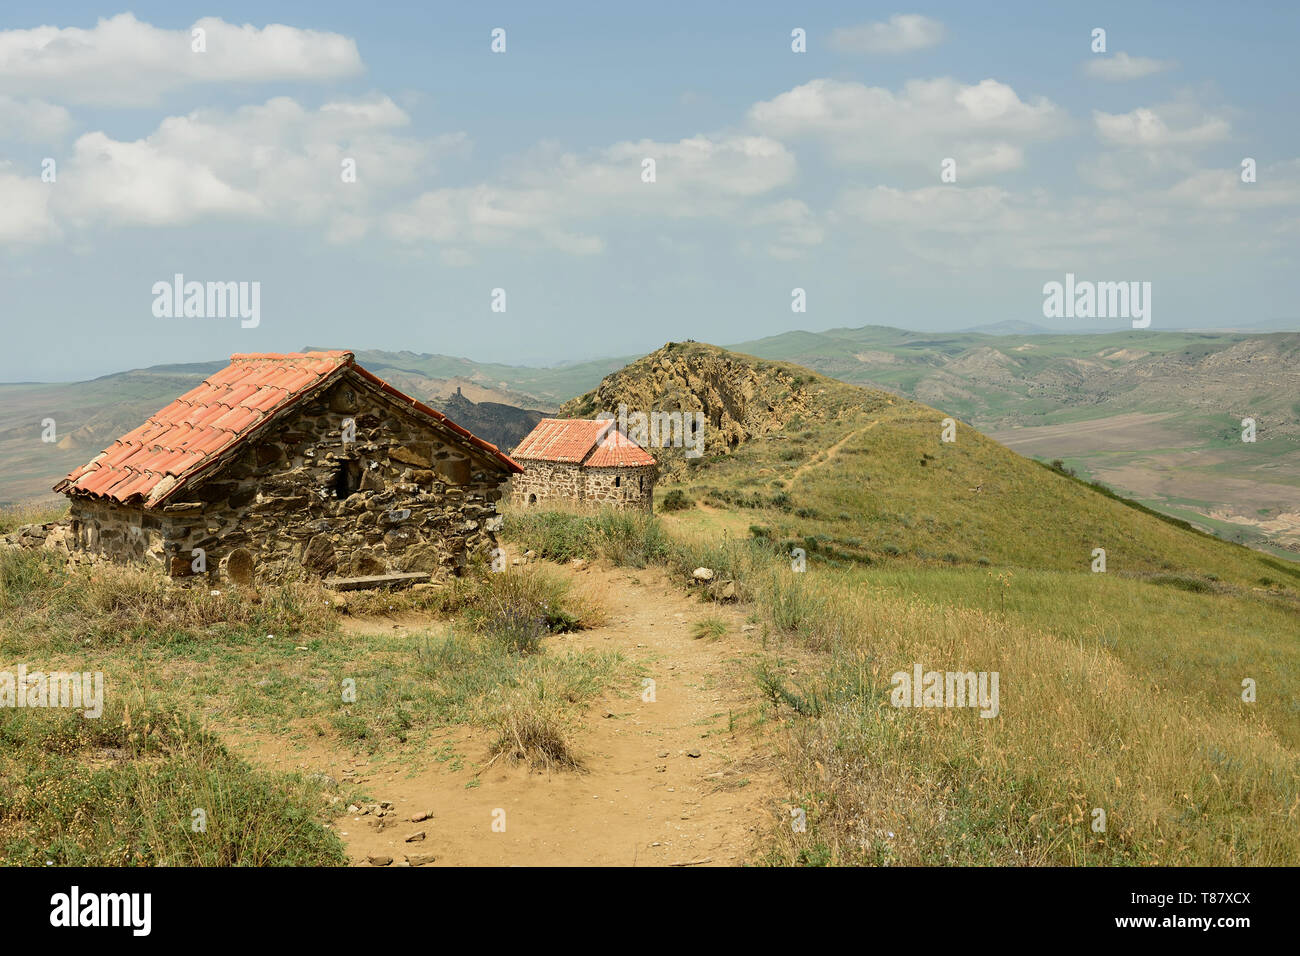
[321,572,431,591]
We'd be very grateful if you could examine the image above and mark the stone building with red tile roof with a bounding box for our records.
[509,418,657,512]
[52,351,522,585]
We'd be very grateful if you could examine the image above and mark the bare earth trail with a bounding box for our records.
[790,420,878,485]
[241,563,786,866]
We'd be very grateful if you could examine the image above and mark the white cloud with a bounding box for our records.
[830,15,945,54]
[1161,161,1300,210]
[840,184,1014,232]
[1093,106,1229,148]
[749,77,1065,176]
[44,95,454,238]
[0,95,72,142]
[386,133,798,253]
[0,167,59,242]
[747,199,824,258]
[0,13,362,106]
[835,185,1167,270]
[1084,52,1176,81]
[57,130,264,227]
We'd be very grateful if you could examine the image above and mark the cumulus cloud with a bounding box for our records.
[746,199,824,258]
[0,166,59,242]
[43,95,455,238]
[0,13,362,106]
[1161,160,1300,210]
[0,95,72,142]
[1093,105,1229,148]
[386,133,798,253]
[1084,52,1176,81]
[749,77,1065,176]
[834,183,1178,271]
[830,15,945,54]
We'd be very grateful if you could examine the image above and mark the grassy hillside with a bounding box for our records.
[564,341,1289,588]
[730,327,1300,555]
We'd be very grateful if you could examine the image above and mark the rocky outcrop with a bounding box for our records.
[559,341,856,480]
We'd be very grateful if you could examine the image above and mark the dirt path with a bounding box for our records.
[790,420,878,485]
[303,563,782,866]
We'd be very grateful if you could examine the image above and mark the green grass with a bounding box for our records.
[0,694,346,866]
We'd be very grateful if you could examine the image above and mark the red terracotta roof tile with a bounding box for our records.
[512,418,656,468]
[585,426,658,468]
[56,350,521,508]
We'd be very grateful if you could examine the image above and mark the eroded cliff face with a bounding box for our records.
[559,342,859,480]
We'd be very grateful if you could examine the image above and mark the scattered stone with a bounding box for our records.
[405,830,427,843]
[570,558,586,570]
[406,853,437,866]
[366,855,393,867]
[720,581,737,600]
[692,567,714,582]
[410,810,432,823]
[686,749,701,758]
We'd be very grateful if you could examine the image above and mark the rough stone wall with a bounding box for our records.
[64,498,166,569]
[509,460,583,507]
[582,465,655,512]
[510,459,655,512]
[50,370,512,586]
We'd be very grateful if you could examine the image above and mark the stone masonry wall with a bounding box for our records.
[65,497,168,569]
[510,460,583,507]
[156,371,509,584]
[583,465,655,512]
[510,459,655,512]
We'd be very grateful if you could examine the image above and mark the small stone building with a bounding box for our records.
[509,418,657,512]
[52,350,523,585]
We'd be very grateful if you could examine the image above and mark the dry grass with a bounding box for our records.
[489,703,584,772]
[759,576,1300,866]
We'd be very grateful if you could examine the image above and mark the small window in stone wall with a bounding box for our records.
[615,475,622,488]
[639,476,644,493]
[333,459,362,498]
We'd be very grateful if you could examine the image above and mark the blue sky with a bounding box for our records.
[1,1,1298,381]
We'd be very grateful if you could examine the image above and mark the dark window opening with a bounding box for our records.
[333,460,363,498]
[638,476,643,492]
[615,475,622,488]
[528,493,538,505]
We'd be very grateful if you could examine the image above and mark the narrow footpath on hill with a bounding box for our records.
[790,419,879,485]
[246,561,788,866]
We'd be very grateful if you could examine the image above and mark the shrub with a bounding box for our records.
[660,489,693,512]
